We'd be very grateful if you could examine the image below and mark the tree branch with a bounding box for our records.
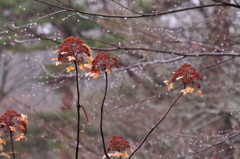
[74,61,81,159]
[128,88,185,158]
[35,0,225,19]
[91,46,240,57]
[212,0,240,9]
[100,72,110,159]
[177,130,240,158]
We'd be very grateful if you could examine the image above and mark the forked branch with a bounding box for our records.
[128,89,184,159]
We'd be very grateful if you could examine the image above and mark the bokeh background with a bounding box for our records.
[1,0,240,158]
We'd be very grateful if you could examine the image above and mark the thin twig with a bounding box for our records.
[177,130,240,158]
[198,56,234,73]
[74,61,81,159]
[100,72,110,159]
[212,0,240,9]
[128,88,185,159]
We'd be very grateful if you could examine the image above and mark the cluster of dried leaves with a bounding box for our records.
[52,37,204,158]
[1,38,203,159]
[52,37,119,79]
[164,63,203,97]
[0,110,28,158]
[104,136,133,159]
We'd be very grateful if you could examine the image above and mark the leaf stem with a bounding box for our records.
[100,72,110,159]
[10,130,16,159]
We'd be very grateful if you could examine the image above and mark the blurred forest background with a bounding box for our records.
[0,0,240,158]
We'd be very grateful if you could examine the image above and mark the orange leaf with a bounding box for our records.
[18,125,25,131]
[0,138,6,145]
[197,90,203,98]
[15,133,27,141]
[66,66,75,72]
[51,57,58,61]
[54,49,60,53]
[168,83,173,91]
[186,87,195,93]
[79,64,86,72]
[21,114,28,126]
[121,151,129,159]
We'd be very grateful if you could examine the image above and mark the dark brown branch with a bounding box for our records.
[128,88,185,159]
[35,0,225,19]
[212,0,240,9]
[100,72,110,159]
[74,61,81,159]
[117,56,185,72]
[91,47,240,57]
[4,24,237,58]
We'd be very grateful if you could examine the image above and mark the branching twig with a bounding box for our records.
[91,47,240,57]
[212,0,240,9]
[35,0,225,19]
[177,130,240,158]
[128,87,185,159]
[100,72,110,159]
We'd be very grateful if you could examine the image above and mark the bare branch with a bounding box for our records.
[212,0,240,9]
[177,131,240,158]
[92,47,240,57]
[35,0,225,19]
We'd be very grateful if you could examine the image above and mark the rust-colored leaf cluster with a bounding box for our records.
[52,37,93,72]
[57,37,92,63]
[85,52,119,79]
[0,110,28,142]
[107,135,131,152]
[92,52,119,72]
[52,37,120,76]
[164,64,203,97]
[171,63,201,87]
